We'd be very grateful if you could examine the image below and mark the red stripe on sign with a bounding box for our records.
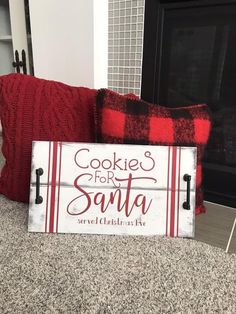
[45,142,52,232]
[177,147,181,237]
[166,146,171,236]
[56,142,62,233]
[49,142,58,233]
[170,147,177,237]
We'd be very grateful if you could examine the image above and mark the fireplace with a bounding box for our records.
[142,0,236,207]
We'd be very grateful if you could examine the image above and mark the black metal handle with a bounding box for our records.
[35,168,44,204]
[21,49,27,74]
[12,50,20,73]
[12,50,27,74]
[183,174,191,210]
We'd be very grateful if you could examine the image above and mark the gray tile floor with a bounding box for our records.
[195,201,236,254]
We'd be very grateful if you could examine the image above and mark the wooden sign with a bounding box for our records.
[28,141,196,237]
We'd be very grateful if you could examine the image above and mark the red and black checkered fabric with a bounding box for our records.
[95,89,212,215]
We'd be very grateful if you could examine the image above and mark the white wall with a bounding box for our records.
[94,0,108,89]
[29,0,108,88]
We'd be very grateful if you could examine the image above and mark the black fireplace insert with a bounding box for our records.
[142,0,236,207]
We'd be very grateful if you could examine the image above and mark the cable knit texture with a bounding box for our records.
[96,89,212,215]
[0,74,96,203]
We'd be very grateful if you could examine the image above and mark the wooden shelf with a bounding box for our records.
[0,35,12,42]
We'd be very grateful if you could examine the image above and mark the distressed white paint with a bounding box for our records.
[28,142,196,237]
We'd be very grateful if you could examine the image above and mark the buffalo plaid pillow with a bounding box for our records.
[95,89,211,215]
